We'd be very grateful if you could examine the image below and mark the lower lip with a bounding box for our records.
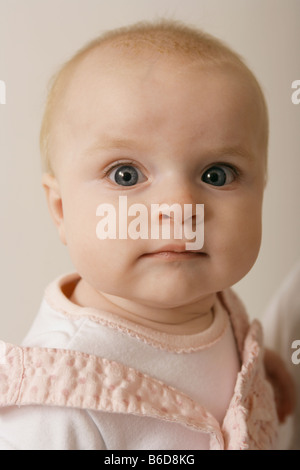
[142,251,207,260]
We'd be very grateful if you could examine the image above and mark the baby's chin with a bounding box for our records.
[125,286,215,310]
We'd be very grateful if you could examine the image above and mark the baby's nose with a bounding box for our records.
[152,180,203,225]
[158,175,200,212]
[156,203,204,226]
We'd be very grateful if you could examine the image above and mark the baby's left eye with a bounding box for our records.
[201,165,236,187]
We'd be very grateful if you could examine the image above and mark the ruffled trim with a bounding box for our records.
[220,289,279,450]
[44,272,229,354]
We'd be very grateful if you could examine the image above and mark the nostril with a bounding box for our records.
[159,213,171,221]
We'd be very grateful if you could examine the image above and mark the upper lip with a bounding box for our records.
[148,244,204,254]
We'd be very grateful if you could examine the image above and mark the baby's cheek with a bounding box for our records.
[212,207,261,277]
[230,217,262,273]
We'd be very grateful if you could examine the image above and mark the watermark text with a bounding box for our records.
[0,341,7,365]
[291,340,300,365]
[291,80,300,105]
[96,197,204,250]
[0,80,6,105]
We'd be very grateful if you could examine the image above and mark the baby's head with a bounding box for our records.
[41,20,268,309]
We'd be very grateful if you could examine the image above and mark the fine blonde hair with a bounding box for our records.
[40,19,269,175]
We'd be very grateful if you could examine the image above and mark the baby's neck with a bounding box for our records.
[69,279,216,335]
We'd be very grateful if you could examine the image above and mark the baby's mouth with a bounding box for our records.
[141,244,207,259]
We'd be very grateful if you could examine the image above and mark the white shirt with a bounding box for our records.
[0,273,240,450]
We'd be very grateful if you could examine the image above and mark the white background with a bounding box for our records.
[0,0,299,343]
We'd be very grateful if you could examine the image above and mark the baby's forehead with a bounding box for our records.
[66,51,263,151]
[65,48,261,129]
[65,44,256,104]
[65,51,266,153]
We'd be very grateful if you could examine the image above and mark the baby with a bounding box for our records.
[0,20,292,450]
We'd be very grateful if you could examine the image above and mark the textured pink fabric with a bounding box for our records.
[0,288,278,450]
[0,341,224,449]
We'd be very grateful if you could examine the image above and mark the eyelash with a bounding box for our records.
[208,163,240,178]
[102,160,137,178]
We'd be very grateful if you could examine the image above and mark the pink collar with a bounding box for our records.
[0,289,278,450]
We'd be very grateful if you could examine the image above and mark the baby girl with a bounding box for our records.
[0,20,293,450]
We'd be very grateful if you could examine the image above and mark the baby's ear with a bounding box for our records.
[42,173,67,245]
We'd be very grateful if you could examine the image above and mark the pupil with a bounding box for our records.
[123,172,131,181]
[202,166,226,186]
[115,165,138,186]
[209,171,219,183]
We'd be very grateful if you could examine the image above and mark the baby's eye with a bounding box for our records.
[107,164,147,187]
[201,165,236,187]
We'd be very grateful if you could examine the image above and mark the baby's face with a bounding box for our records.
[49,49,266,309]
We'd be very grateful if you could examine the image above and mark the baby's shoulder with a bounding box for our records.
[21,296,90,350]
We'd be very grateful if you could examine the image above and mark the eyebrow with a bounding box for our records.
[85,135,142,156]
[204,145,255,161]
[85,136,255,162]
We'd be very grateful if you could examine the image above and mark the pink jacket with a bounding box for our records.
[0,289,278,450]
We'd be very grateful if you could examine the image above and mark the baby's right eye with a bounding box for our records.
[107,164,147,187]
